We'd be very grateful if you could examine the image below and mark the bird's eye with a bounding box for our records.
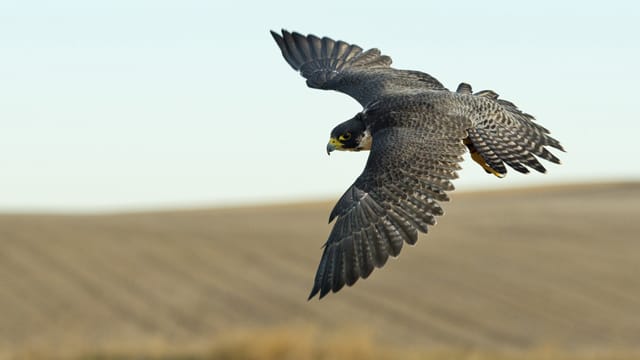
[339,132,352,141]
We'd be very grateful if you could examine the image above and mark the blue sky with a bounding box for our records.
[1,0,638,212]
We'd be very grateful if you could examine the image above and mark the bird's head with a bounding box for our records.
[326,114,371,154]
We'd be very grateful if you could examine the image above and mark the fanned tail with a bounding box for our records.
[456,82,565,177]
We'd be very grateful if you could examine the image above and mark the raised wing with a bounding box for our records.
[309,112,471,299]
[271,30,446,107]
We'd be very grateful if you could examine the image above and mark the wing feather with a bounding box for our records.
[282,32,305,67]
[271,30,446,106]
[309,112,470,299]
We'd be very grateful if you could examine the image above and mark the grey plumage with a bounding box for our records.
[271,30,564,299]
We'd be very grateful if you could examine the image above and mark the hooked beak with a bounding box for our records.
[326,142,335,155]
[326,137,341,155]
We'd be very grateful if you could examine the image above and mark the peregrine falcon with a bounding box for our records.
[271,30,564,299]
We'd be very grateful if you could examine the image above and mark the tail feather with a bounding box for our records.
[464,137,506,177]
[460,83,564,176]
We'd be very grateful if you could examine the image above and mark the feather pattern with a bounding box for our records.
[271,30,564,299]
[271,30,444,106]
[309,99,472,299]
[460,85,565,176]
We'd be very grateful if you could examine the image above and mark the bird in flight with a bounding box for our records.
[271,30,564,300]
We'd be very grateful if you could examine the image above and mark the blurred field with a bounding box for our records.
[1,182,640,359]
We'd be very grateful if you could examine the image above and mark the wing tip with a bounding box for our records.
[307,286,319,300]
[269,29,286,41]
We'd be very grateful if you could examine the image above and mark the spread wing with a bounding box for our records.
[309,112,472,299]
[271,30,446,107]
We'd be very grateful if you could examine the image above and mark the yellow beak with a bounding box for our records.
[326,137,342,155]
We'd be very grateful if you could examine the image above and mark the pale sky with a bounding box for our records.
[1,0,638,212]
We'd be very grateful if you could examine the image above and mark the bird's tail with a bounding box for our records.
[456,83,565,177]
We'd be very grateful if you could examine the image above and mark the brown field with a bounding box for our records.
[1,182,640,359]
